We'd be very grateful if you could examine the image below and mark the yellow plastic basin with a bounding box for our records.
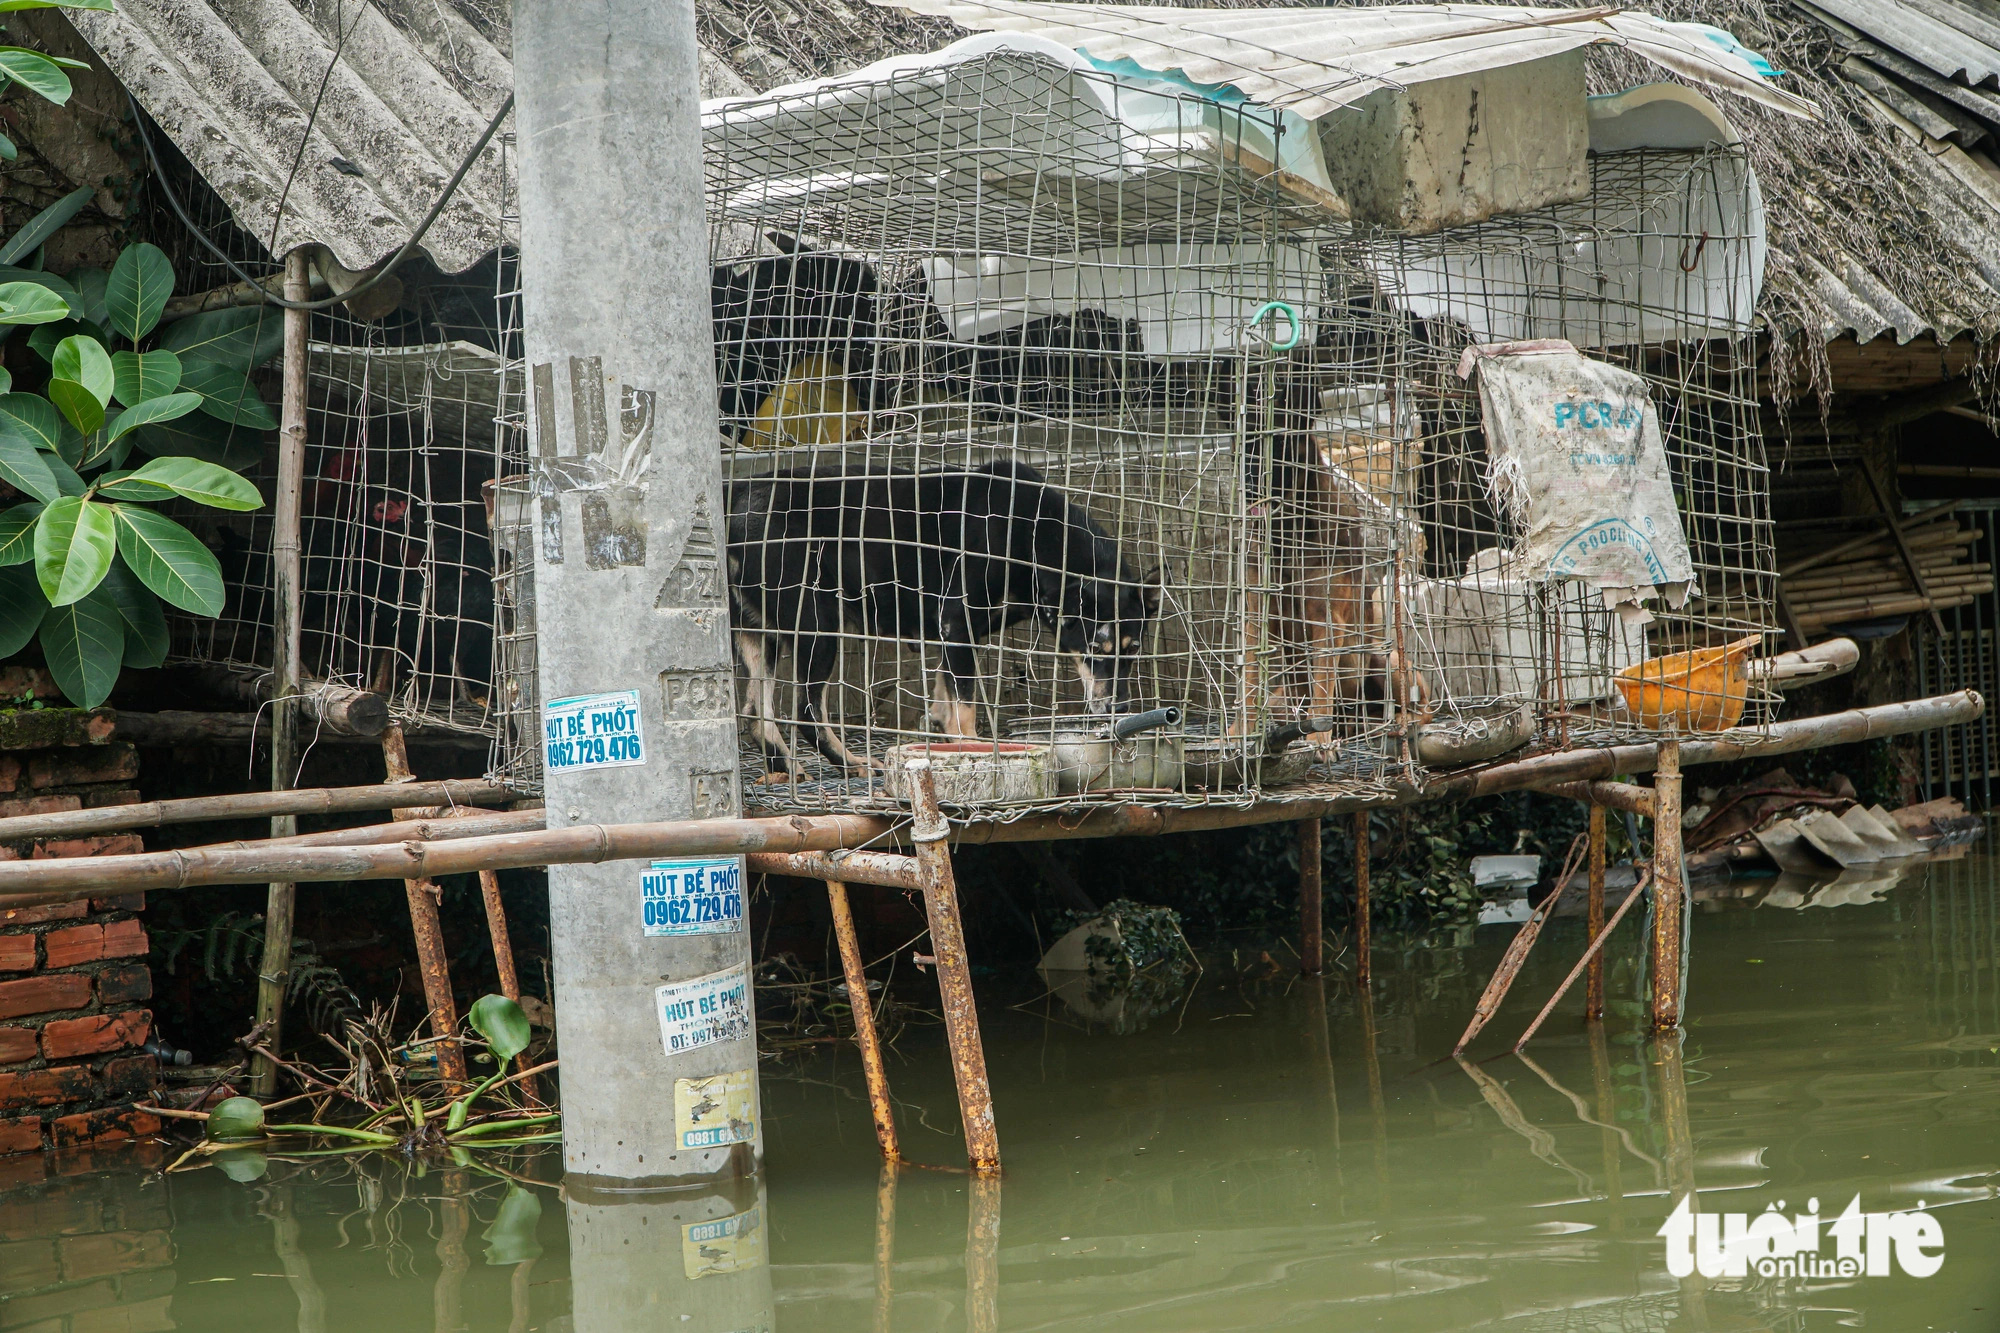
[1615,634,1763,732]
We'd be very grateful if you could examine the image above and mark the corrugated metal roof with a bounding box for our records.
[68,1,514,274]
[1807,0,2000,89]
[869,0,1818,119]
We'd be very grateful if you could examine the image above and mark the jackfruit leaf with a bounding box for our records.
[0,366,13,396]
[0,185,88,265]
[111,349,181,404]
[0,280,68,325]
[469,994,532,1063]
[26,316,105,363]
[67,266,107,327]
[105,393,202,448]
[179,359,278,430]
[37,585,121,706]
[0,501,38,564]
[118,453,261,510]
[43,449,84,497]
[0,430,56,503]
[0,266,78,312]
[0,130,15,162]
[99,559,168,668]
[0,48,72,104]
[51,334,112,406]
[481,1186,544,1266]
[47,378,102,436]
[112,503,223,615]
[206,1096,266,1141]
[104,242,174,342]
[0,564,45,657]
[160,305,284,374]
[89,470,174,503]
[32,494,113,604]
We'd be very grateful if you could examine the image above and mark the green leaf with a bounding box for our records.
[67,267,107,327]
[214,1149,269,1183]
[38,587,121,706]
[160,305,284,374]
[26,316,104,363]
[32,494,113,604]
[111,504,222,616]
[0,130,15,163]
[0,49,73,105]
[76,428,120,473]
[0,366,14,396]
[99,559,167,668]
[0,392,71,461]
[205,1096,266,1142]
[88,470,172,502]
[0,280,69,326]
[0,266,78,313]
[179,359,278,430]
[110,349,180,404]
[468,994,532,1063]
[51,335,112,406]
[105,392,201,448]
[481,1186,544,1266]
[46,378,102,436]
[0,563,46,656]
[104,242,173,342]
[0,187,88,265]
[42,449,83,497]
[121,453,261,510]
[130,410,262,471]
[0,501,38,564]
[0,430,56,502]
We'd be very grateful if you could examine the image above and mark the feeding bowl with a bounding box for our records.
[884,741,1055,806]
[1614,634,1762,732]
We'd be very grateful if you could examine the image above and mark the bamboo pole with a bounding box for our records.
[1352,810,1370,988]
[0,779,508,845]
[1776,501,1960,578]
[1539,780,1655,817]
[827,879,899,1162]
[249,249,310,1099]
[381,725,466,1082]
[746,850,925,890]
[199,806,544,852]
[1297,818,1322,977]
[0,692,1979,901]
[907,761,1000,1176]
[1649,741,1684,1033]
[1586,804,1606,1022]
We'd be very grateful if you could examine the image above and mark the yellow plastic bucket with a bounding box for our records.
[1614,634,1763,732]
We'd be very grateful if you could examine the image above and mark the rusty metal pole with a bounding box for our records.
[1297,818,1322,976]
[479,869,522,1003]
[1649,740,1684,1033]
[382,723,467,1081]
[873,1164,898,1333]
[1352,810,1371,988]
[827,878,899,1162]
[965,1174,1001,1333]
[906,760,1000,1175]
[1585,803,1606,1022]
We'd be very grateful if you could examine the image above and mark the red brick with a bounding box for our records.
[97,1057,156,1100]
[88,894,144,914]
[0,758,17,795]
[0,1066,92,1108]
[47,1108,158,1150]
[0,1154,45,1191]
[0,1194,102,1243]
[41,921,143,969]
[31,835,143,860]
[94,966,150,1007]
[0,1029,34,1063]
[72,1297,175,1333]
[56,1230,171,1283]
[82,790,140,809]
[0,1237,56,1289]
[0,974,90,1020]
[0,1277,116,1327]
[40,1011,148,1060]
[25,744,136,789]
[100,921,145,959]
[0,795,79,819]
[0,667,57,701]
[0,1116,38,1155]
[0,937,31,973]
[0,902,85,927]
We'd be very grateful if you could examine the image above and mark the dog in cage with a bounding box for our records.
[726,459,1159,777]
[711,233,879,446]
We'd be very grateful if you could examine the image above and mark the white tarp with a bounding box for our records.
[1458,339,1695,616]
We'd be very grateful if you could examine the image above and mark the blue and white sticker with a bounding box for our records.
[542,689,645,773]
[642,857,745,937]
[657,964,753,1056]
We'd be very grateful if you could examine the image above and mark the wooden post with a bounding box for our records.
[1586,803,1606,1022]
[906,761,1000,1175]
[1649,739,1684,1032]
[382,724,467,1082]
[1352,809,1371,988]
[827,879,899,1162]
[249,250,310,1098]
[1297,818,1322,976]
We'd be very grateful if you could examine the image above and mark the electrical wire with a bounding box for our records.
[127,88,515,312]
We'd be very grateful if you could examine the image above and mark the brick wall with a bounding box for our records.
[0,668,160,1157]
[0,1144,174,1332]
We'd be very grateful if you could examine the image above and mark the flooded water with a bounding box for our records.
[13,841,2000,1332]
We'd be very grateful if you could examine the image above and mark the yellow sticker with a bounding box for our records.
[682,1205,765,1280]
[675,1069,757,1151]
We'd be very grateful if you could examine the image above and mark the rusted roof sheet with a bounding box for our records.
[67,0,514,274]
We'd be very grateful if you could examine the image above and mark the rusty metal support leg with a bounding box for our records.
[1586,803,1606,1022]
[477,866,536,1099]
[1297,818,1322,976]
[1650,740,1684,1033]
[828,878,899,1162]
[965,1174,1001,1333]
[382,724,466,1082]
[1353,810,1371,989]
[873,1163,898,1333]
[907,761,1000,1175]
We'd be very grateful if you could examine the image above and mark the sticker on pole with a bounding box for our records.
[656,963,753,1056]
[683,1205,765,1279]
[542,690,645,774]
[641,857,745,937]
[675,1069,757,1150]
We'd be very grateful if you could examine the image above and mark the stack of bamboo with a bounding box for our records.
[1781,505,1991,634]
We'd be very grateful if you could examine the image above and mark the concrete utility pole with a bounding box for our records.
[515,0,754,1185]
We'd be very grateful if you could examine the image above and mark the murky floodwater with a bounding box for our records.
[15,841,2000,1332]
